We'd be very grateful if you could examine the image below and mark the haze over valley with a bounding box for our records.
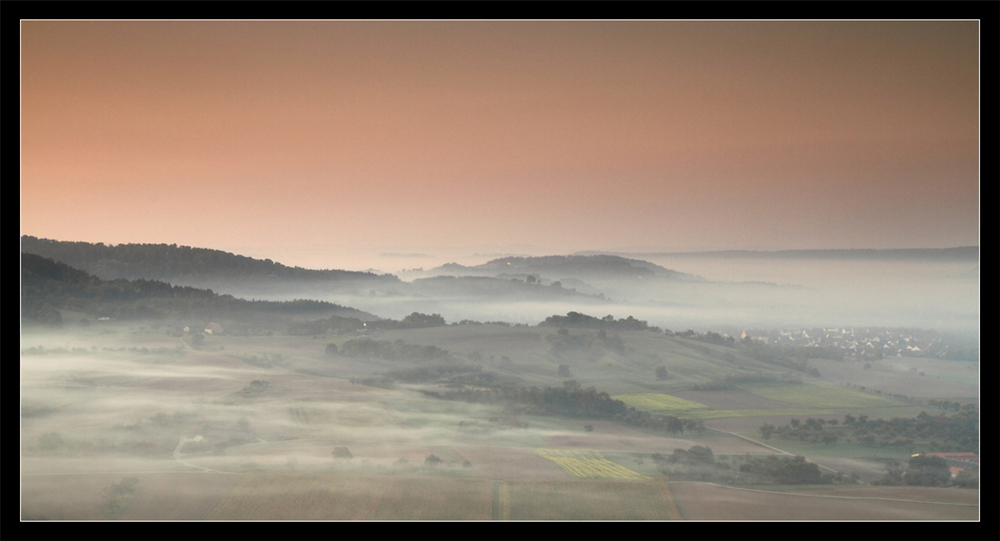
[20,19,979,522]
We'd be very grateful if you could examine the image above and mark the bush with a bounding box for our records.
[953,470,979,488]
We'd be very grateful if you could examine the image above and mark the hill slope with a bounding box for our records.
[20,236,399,292]
[20,252,377,326]
[430,254,702,282]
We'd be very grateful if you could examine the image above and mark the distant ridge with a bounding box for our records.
[429,254,702,282]
[20,236,400,289]
[20,252,378,324]
[575,247,979,262]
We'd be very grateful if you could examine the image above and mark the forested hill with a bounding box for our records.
[20,253,378,326]
[20,236,399,289]
[433,255,701,282]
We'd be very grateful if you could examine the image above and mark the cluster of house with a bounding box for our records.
[739,327,964,360]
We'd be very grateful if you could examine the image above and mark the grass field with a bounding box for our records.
[684,407,840,420]
[506,479,682,520]
[741,382,907,409]
[612,393,711,414]
[206,474,492,520]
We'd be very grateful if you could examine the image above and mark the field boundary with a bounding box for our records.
[705,427,793,455]
[656,479,684,520]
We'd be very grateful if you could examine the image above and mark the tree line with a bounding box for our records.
[424,382,705,436]
[759,408,979,452]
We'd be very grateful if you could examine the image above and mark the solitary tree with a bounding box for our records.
[655,366,669,380]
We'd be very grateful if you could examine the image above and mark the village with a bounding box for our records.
[738,326,977,362]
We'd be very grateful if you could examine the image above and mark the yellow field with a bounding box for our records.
[742,383,905,409]
[535,449,646,479]
[612,393,710,414]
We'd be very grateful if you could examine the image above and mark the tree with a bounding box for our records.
[759,423,776,441]
[655,366,669,380]
[874,459,904,485]
[905,455,951,486]
[332,446,353,459]
[557,364,572,378]
[325,343,339,356]
[425,454,443,465]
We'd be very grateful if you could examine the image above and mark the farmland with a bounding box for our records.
[205,474,492,520]
[505,479,682,520]
[20,315,979,521]
[741,382,906,409]
[668,483,980,520]
[535,449,647,479]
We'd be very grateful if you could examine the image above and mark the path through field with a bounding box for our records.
[490,480,510,520]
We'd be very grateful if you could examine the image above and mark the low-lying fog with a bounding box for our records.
[244,250,979,338]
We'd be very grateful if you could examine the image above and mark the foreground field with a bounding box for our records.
[506,479,681,520]
[206,474,492,520]
[22,471,977,520]
[669,483,979,520]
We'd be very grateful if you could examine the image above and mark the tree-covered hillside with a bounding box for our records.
[430,254,701,282]
[20,236,398,287]
[20,253,376,326]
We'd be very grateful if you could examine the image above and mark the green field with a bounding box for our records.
[613,393,711,414]
[684,408,839,420]
[741,383,907,409]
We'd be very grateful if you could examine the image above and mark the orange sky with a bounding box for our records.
[21,21,979,268]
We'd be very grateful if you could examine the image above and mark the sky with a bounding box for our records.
[21,21,980,270]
